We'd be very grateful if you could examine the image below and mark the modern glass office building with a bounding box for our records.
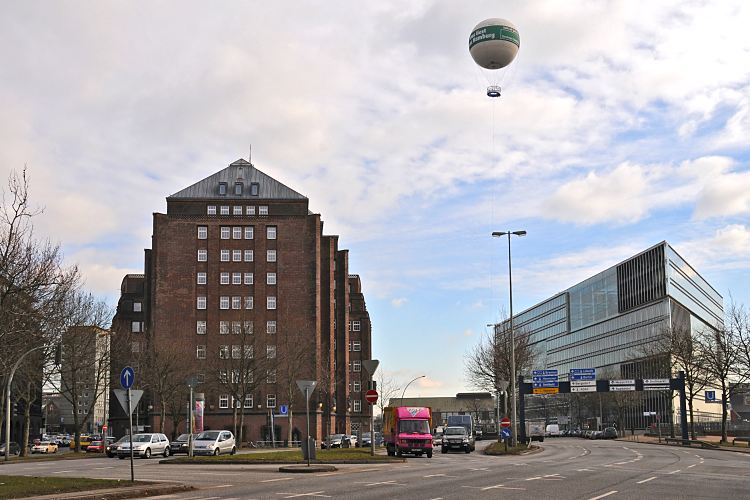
[506,241,724,429]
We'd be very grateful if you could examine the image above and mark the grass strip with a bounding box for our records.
[483,442,535,455]
[169,447,399,463]
[0,475,145,499]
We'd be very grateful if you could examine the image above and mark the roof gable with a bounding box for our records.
[168,159,307,200]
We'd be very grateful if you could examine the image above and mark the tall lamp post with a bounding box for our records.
[400,375,426,406]
[492,230,526,446]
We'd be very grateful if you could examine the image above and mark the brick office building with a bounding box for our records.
[110,159,372,443]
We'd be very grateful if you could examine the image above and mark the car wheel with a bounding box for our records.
[441,447,447,454]
[118,456,125,460]
[143,448,151,459]
[230,446,236,455]
[163,447,170,458]
[427,450,433,458]
[465,447,471,454]
[213,448,220,456]
[396,448,402,457]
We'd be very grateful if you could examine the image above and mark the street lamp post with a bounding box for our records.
[400,376,426,406]
[5,345,45,461]
[492,230,526,446]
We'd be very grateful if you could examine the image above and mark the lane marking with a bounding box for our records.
[276,492,331,499]
[577,468,594,472]
[637,477,657,484]
[51,470,73,474]
[687,464,696,468]
[423,474,457,478]
[469,467,489,471]
[588,491,618,500]
[668,469,681,474]
[262,478,294,483]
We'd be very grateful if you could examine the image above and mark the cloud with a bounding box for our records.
[417,377,444,389]
[390,297,408,308]
[463,329,474,337]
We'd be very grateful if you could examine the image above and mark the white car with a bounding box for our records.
[193,430,236,456]
[117,433,170,459]
[31,441,58,454]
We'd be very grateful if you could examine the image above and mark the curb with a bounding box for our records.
[159,458,405,465]
[278,464,337,473]
[616,438,750,454]
[23,483,193,500]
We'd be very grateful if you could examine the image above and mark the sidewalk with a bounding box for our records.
[618,433,750,453]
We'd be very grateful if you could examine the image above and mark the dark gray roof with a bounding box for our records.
[168,159,307,200]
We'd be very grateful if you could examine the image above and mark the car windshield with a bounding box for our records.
[90,441,102,445]
[116,436,129,443]
[399,420,430,434]
[132,435,153,443]
[328,434,344,440]
[177,434,190,441]
[196,431,220,440]
[444,427,465,435]
[362,433,371,438]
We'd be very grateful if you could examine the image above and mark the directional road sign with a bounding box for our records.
[120,366,135,389]
[501,428,511,439]
[570,368,596,381]
[532,369,558,394]
[571,386,596,393]
[365,389,378,404]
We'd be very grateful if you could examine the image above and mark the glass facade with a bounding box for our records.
[665,245,724,329]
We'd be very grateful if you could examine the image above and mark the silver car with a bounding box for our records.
[117,433,170,459]
[193,430,236,456]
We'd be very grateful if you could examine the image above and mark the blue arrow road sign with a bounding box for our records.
[120,366,134,389]
[571,368,595,374]
[532,370,558,376]
[533,381,560,388]
[533,375,559,382]
[279,404,289,415]
[501,428,511,439]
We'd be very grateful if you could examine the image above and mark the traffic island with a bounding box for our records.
[0,475,193,499]
[278,464,337,473]
[162,448,404,465]
[483,442,542,456]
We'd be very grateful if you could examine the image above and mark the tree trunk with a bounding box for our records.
[160,406,166,434]
[688,397,696,440]
[232,406,238,439]
[20,398,31,457]
[721,382,728,443]
[288,408,293,447]
[239,408,245,447]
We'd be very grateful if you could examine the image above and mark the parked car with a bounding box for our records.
[432,429,444,447]
[321,434,348,449]
[589,430,603,439]
[117,433,170,459]
[602,427,618,439]
[545,424,561,437]
[344,434,358,447]
[0,442,21,455]
[361,432,373,447]
[107,436,129,458]
[441,426,472,454]
[169,433,193,455]
[192,430,236,456]
[86,440,106,453]
[31,441,58,454]
[70,434,93,450]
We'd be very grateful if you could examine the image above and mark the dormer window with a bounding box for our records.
[250,183,260,196]
[219,182,228,196]
[234,182,243,195]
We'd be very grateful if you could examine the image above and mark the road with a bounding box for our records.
[4,438,750,499]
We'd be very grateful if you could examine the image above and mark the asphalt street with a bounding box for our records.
[4,438,750,499]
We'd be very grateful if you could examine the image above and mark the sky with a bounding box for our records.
[2,1,750,400]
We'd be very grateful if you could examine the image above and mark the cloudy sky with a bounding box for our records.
[2,1,750,399]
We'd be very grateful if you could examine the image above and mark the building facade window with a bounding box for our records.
[244,394,253,408]
[197,296,207,310]
[352,320,361,331]
[232,296,241,309]
[267,369,277,383]
[219,182,227,196]
[267,394,276,408]
[197,321,206,335]
[353,341,361,352]
[133,302,142,312]
[267,296,277,310]
[266,320,276,334]
[131,321,142,333]
[353,381,361,392]
[197,226,207,239]
[233,250,242,262]
[220,250,229,262]
[259,205,268,215]
[221,227,230,239]
[244,272,254,285]
[246,206,255,216]
[220,205,229,215]
[220,296,229,309]
[233,226,242,239]
[196,345,206,359]
[233,205,243,215]
[244,345,253,359]
[234,182,243,195]
[267,250,276,262]
[219,395,229,409]
[267,226,277,240]
[232,272,242,285]
[267,272,276,285]
[353,360,361,372]
[245,296,253,309]
[219,345,229,359]
[220,272,230,285]
[232,345,241,359]
[197,272,207,284]
[267,345,276,358]
[244,250,254,262]
[244,226,254,239]
[353,400,362,412]
[244,321,253,334]
[198,249,207,262]
[250,183,259,196]
[207,205,216,215]
[220,321,229,334]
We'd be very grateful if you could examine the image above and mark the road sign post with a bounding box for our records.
[296,380,317,466]
[362,360,380,457]
[119,367,135,482]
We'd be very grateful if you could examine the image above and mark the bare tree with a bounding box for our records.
[465,321,536,412]
[695,301,749,443]
[376,370,401,419]
[52,293,112,452]
[140,341,192,435]
[276,326,313,446]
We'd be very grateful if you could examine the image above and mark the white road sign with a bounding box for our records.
[571,386,597,393]
[610,385,635,391]
[571,380,596,387]
[610,379,636,385]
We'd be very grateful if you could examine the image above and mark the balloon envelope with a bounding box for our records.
[469,18,520,70]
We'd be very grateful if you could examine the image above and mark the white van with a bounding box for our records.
[545,424,561,437]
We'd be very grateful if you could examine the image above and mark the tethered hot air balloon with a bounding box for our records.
[469,18,520,97]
